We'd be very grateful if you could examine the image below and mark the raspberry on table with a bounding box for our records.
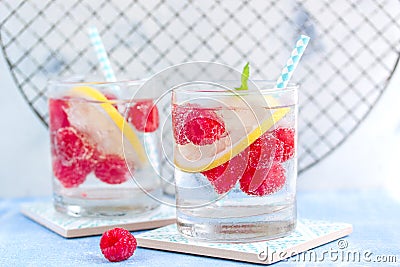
[94,154,132,184]
[128,100,159,133]
[100,227,137,262]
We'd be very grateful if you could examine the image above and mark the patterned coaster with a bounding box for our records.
[20,202,176,238]
[136,220,352,265]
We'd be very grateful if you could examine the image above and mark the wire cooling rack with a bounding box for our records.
[1,0,399,174]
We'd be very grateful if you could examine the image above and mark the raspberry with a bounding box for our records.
[247,133,283,169]
[240,163,286,196]
[53,127,95,166]
[237,131,287,196]
[173,104,226,146]
[94,154,132,184]
[128,100,159,132]
[100,228,137,262]
[272,128,295,162]
[53,159,93,188]
[52,127,96,188]
[49,98,70,132]
[201,151,248,194]
[104,93,118,109]
[172,104,190,145]
[201,127,283,194]
[237,133,281,194]
[184,116,226,146]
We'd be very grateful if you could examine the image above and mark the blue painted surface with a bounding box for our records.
[0,191,399,266]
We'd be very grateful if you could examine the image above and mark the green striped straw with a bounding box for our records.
[87,26,117,83]
[275,35,310,89]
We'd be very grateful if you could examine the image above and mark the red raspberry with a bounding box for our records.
[172,104,190,145]
[52,159,93,188]
[104,93,117,100]
[201,129,282,194]
[53,127,95,166]
[240,163,286,196]
[128,100,159,132]
[272,128,295,162]
[94,154,132,184]
[184,116,226,146]
[247,133,283,169]
[238,131,286,196]
[100,228,137,262]
[104,93,118,109]
[201,151,248,194]
[52,127,97,188]
[49,98,70,132]
[173,104,226,146]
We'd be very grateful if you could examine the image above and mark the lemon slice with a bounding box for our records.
[69,86,147,165]
[174,96,290,173]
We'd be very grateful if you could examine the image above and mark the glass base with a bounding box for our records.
[176,204,296,242]
[53,189,162,217]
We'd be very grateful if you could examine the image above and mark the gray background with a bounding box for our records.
[0,0,399,200]
[1,53,400,198]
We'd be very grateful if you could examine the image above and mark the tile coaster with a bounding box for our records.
[20,202,176,238]
[136,220,352,265]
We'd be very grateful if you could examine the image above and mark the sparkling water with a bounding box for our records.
[172,85,298,241]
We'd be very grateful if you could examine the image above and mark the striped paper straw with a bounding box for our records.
[87,26,117,83]
[87,26,160,167]
[275,35,310,89]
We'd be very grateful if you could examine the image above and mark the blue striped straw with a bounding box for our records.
[275,35,310,89]
[87,26,117,83]
[87,26,159,167]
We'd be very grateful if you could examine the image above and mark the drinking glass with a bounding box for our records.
[172,81,298,241]
[48,79,162,217]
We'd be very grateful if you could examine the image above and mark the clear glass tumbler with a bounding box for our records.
[48,79,162,217]
[172,81,298,242]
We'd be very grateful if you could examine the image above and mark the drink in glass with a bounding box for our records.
[172,81,298,241]
[48,79,162,216]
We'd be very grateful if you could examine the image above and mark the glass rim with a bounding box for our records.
[47,76,152,102]
[47,76,146,88]
[171,80,299,95]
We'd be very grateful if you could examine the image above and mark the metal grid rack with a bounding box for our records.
[1,0,399,174]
